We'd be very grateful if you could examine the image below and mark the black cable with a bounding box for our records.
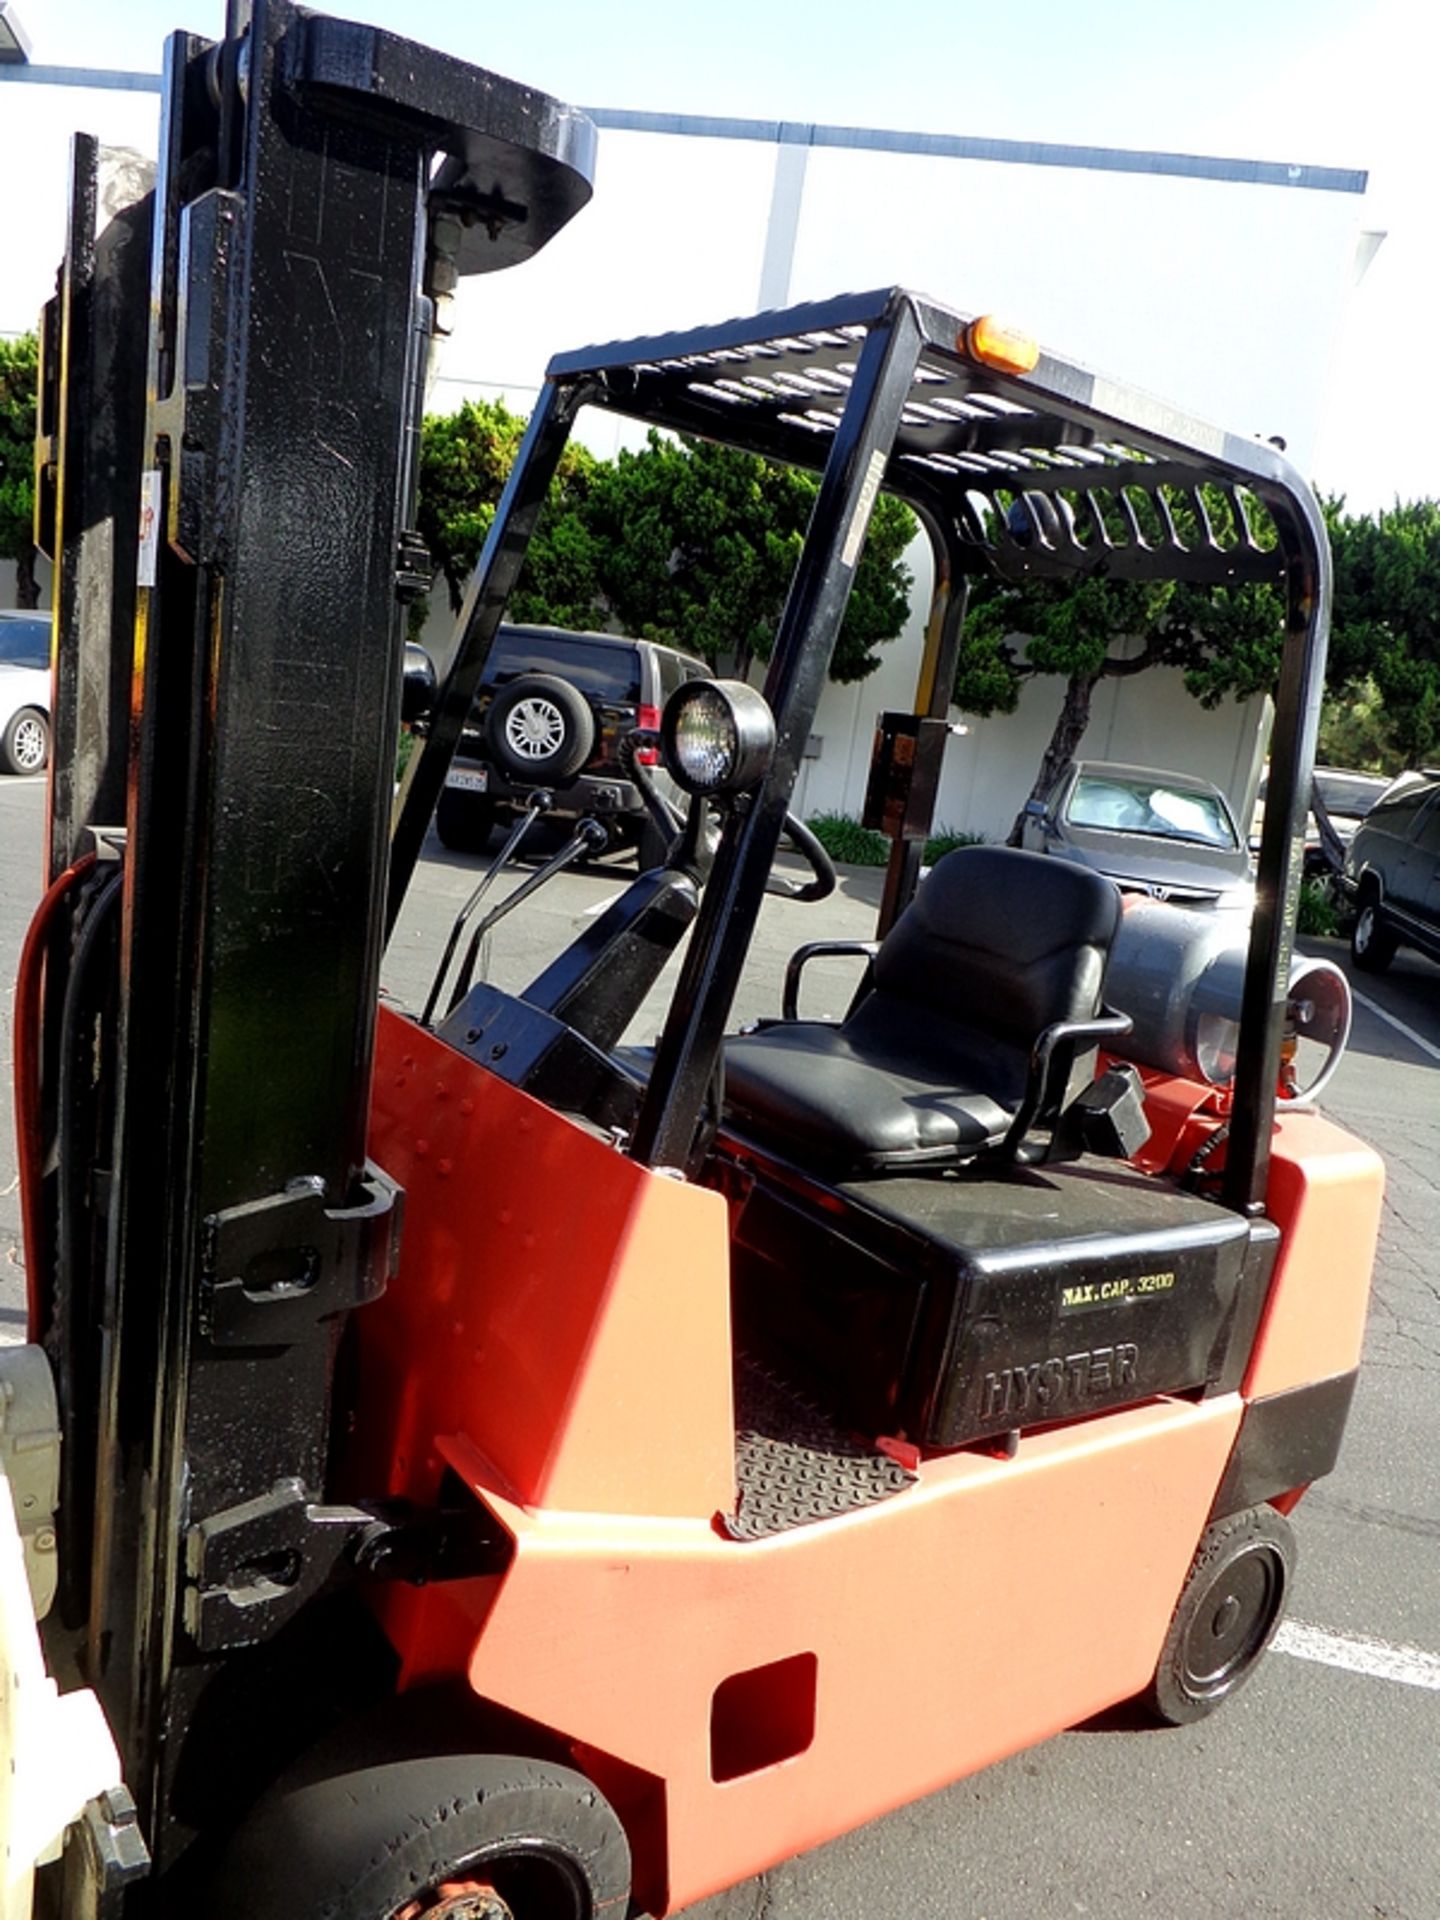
[51,862,124,1622]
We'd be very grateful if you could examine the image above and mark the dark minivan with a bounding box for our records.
[1342,772,1440,971]
[433,625,709,863]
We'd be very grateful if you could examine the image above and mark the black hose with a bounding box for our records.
[51,863,124,1622]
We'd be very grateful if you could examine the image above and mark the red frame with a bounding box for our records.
[355,1008,1383,1915]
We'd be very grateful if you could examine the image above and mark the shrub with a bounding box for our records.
[923,828,987,863]
[1297,875,1343,939]
[805,813,986,869]
[806,812,889,866]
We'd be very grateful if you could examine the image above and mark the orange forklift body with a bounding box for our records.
[357,1010,1382,1916]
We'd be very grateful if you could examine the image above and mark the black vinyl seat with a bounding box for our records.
[723,846,1123,1175]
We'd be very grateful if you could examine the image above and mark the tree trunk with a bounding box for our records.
[14,542,40,611]
[1006,668,1100,846]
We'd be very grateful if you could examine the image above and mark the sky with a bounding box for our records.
[1,0,1433,512]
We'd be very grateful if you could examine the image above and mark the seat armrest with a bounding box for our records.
[998,1009,1134,1158]
[781,941,879,1021]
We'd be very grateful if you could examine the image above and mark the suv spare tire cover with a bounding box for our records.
[485,673,597,782]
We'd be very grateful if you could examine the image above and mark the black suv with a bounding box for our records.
[433,625,710,863]
[1342,772,1440,972]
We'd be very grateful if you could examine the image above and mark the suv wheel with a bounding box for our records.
[485,674,596,782]
[1351,892,1398,973]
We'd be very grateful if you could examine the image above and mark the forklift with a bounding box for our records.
[3,5,1383,1915]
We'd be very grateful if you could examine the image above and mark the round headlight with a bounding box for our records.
[660,680,775,796]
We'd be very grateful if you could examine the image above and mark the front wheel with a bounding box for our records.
[1,705,49,776]
[211,1751,631,1920]
[1351,895,1398,973]
[1145,1505,1295,1726]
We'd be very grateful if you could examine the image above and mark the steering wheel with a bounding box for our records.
[766,811,837,903]
[620,733,836,902]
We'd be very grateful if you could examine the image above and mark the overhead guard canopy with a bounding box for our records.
[546,286,1314,590]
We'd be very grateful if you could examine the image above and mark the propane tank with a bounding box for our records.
[1104,899,1351,1108]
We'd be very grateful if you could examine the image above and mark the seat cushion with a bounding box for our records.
[723,849,1120,1175]
[724,1021,1012,1172]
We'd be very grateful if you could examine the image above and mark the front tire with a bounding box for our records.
[1,705,49,775]
[211,1751,631,1920]
[1351,894,1398,972]
[1145,1505,1295,1726]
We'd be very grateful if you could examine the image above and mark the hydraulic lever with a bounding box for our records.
[421,791,554,1027]
[445,817,611,1015]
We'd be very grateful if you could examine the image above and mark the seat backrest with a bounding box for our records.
[858,846,1119,1056]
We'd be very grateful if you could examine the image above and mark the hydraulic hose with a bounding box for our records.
[14,853,96,1339]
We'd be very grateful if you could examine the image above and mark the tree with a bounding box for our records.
[415,395,604,627]
[580,432,915,683]
[0,332,40,610]
[415,404,916,683]
[953,488,1284,842]
[1325,496,1440,770]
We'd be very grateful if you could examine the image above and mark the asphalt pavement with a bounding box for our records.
[3,772,1438,1918]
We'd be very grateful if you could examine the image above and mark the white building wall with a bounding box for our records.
[0,557,51,611]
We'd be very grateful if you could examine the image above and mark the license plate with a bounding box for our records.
[445,766,488,793]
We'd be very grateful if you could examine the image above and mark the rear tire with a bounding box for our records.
[1145,1505,1295,1726]
[1351,893,1398,973]
[436,788,497,855]
[1,705,48,775]
[210,1750,631,1920]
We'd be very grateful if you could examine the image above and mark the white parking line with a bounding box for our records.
[1349,985,1440,1067]
[1274,1620,1440,1691]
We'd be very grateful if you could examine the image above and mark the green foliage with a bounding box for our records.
[0,333,39,606]
[805,812,984,868]
[922,827,987,862]
[1296,876,1342,939]
[953,484,1287,835]
[415,396,604,626]
[580,432,914,682]
[806,812,890,866]
[1325,496,1440,769]
[955,486,1285,724]
[415,405,916,684]
[1315,676,1397,773]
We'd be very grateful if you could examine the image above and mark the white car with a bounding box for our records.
[0,610,51,775]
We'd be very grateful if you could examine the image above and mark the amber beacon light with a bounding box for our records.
[964,315,1040,375]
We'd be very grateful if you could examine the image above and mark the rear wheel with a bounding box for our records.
[211,1752,631,1920]
[1146,1505,1295,1726]
[1351,893,1398,972]
[1,705,48,775]
[436,788,498,855]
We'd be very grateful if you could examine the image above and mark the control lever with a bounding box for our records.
[446,817,610,1014]
[421,791,554,1026]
